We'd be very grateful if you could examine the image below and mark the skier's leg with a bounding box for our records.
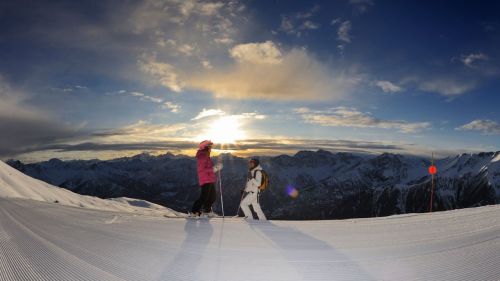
[240,193,256,219]
[203,183,216,213]
[191,184,210,214]
[251,202,267,220]
[204,184,213,213]
[235,191,245,217]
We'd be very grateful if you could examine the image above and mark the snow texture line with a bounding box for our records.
[0,198,499,281]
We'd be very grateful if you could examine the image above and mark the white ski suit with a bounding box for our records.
[241,165,267,220]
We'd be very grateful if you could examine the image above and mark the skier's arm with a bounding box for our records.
[204,155,214,170]
[249,170,262,188]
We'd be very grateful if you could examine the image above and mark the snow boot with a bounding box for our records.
[204,211,217,218]
[188,211,201,218]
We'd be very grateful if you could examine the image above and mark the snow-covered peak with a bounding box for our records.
[491,151,500,163]
[437,151,500,177]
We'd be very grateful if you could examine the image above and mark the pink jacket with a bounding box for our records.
[196,149,216,186]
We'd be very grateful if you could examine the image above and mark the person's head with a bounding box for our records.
[248,158,260,170]
[199,140,213,153]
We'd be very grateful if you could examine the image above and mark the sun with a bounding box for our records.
[204,116,246,144]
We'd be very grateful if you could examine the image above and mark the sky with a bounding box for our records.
[0,0,499,162]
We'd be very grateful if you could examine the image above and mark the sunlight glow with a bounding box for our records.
[203,116,246,145]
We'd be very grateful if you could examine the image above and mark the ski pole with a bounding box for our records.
[218,162,225,218]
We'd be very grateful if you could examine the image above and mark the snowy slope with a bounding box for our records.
[0,160,182,217]
[0,198,498,281]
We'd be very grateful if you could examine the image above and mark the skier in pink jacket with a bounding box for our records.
[190,140,222,217]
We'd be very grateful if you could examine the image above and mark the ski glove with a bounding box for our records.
[213,163,223,173]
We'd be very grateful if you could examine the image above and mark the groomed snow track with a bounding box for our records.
[0,198,499,281]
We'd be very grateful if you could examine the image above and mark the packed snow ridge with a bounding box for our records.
[0,160,499,280]
[0,160,182,217]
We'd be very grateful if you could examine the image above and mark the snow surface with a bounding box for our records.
[0,160,499,280]
[0,160,181,217]
[0,198,498,281]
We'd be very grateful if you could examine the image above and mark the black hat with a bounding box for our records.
[249,158,260,166]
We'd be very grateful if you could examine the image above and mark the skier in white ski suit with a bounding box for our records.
[241,158,267,220]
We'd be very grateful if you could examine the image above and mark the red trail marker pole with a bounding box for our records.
[428,153,437,212]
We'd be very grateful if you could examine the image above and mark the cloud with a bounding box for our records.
[456,53,498,76]
[296,4,320,19]
[460,53,489,68]
[157,38,176,48]
[122,91,166,104]
[18,137,457,160]
[187,41,360,101]
[140,95,163,103]
[401,75,478,97]
[0,0,246,97]
[201,59,213,69]
[337,21,352,43]
[51,85,89,93]
[132,7,354,101]
[91,120,190,140]
[191,108,226,120]
[456,119,500,135]
[138,55,184,92]
[47,139,399,154]
[196,2,225,16]
[349,0,375,14]
[233,138,401,152]
[37,141,196,153]
[51,87,73,93]
[337,21,352,53]
[375,80,403,93]
[202,112,267,121]
[5,105,267,159]
[330,18,342,25]
[278,5,321,36]
[296,107,431,133]
[130,1,251,93]
[177,44,196,56]
[90,111,267,151]
[213,37,234,45]
[129,0,247,49]
[240,112,267,120]
[0,76,82,157]
[161,102,181,113]
[229,41,283,65]
[132,0,246,82]
[132,0,231,31]
[418,78,476,96]
[279,16,295,34]
[299,21,320,30]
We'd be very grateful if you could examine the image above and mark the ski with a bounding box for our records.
[163,214,246,220]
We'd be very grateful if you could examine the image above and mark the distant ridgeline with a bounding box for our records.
[7,150,500,220]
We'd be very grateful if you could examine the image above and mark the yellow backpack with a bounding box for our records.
[253,170,269,192]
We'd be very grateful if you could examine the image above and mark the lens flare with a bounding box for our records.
[286,185,299,199]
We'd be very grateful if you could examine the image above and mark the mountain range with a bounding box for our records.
[7,150,500,220]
